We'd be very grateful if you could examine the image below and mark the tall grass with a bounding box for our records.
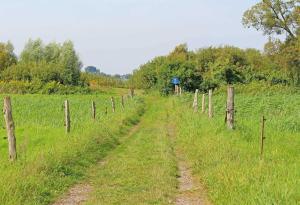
[173,85,300,204]
[0,93,144,205]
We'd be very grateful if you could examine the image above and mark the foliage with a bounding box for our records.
[0,80,91,94]
[82,72,127,89]
[242,0,300,39]
[0,41,17,72]
[130,45,280,93]
[130,1,299,93]
[0,39,85,93]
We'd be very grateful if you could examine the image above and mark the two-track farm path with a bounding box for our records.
[53,97,210,205]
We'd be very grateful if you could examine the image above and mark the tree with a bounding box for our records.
[85,66,100,74]
[0,41,17,71]
[242,0,300,39]
[59,41,82,85]
[20,39,45,63]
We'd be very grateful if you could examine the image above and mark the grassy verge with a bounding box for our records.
[85,96,178,205]
[172,87,300,205]
[0,94,144,205]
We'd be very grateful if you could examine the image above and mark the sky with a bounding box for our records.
[0,0,267,75]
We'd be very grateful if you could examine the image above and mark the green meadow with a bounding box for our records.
[172,84,300,204]
[0,91,144,205]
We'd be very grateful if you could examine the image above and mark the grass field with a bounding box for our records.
[0,85,299,205]
[172,85,300,205]
[0,91,144,205]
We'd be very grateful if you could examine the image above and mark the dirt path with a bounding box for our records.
[166,110,211,205]
[52,184,92,205]
[175,159,210,205]
[52,121,142,205]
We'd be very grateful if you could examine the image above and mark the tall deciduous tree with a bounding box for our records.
[242,0,300,39]
[59,41,82,85]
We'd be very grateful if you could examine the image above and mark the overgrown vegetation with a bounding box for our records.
[130,0,299,94]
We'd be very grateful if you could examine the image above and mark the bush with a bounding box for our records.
[0,81,91,94]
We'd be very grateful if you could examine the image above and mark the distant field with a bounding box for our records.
[172,85,300,204]
[0,91,144,205]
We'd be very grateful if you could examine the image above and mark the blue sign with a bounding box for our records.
[171,77,180,85]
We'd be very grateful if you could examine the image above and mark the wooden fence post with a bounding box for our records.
[175,85,179,95]
[111,97,115,113]
[130,88,135,98]
[121,95,125,109]
[260,116,266,160]
[179,87,182,96]
[193,89,199,113]
[3,97,17,161]
[208,89,213,118]
[91,101,96,120]
[201,94,205,114]
[226,86,234,129]
[64,100,70,133]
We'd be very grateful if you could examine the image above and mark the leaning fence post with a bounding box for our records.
[111,97,116,113]
[91,101,96,120]
[260,116,266,160]
[3,96,17,161]
[226,86,234,129]
[201,94,205,114]
[193,89,199,113]
[208,89,213,118]
[64,100,70,133]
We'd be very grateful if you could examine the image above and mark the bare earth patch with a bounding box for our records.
[53,184,92,205]
[175,160,210,205]
[166,109,211,205]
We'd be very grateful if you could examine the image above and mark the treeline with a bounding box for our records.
[82,73,127,89]
[130,0,299,94]
[1,39,83,84]
[0,39,127,94]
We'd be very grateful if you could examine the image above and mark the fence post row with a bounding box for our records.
[92,101,96,120]
[111,97,116,113]
[226,86,235,129]
[208,89,213,118]
[193,89,199,113]
[3,96,17,161]
[64,100,70,133]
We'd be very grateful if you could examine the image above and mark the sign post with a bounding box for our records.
[171,77,180,95]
